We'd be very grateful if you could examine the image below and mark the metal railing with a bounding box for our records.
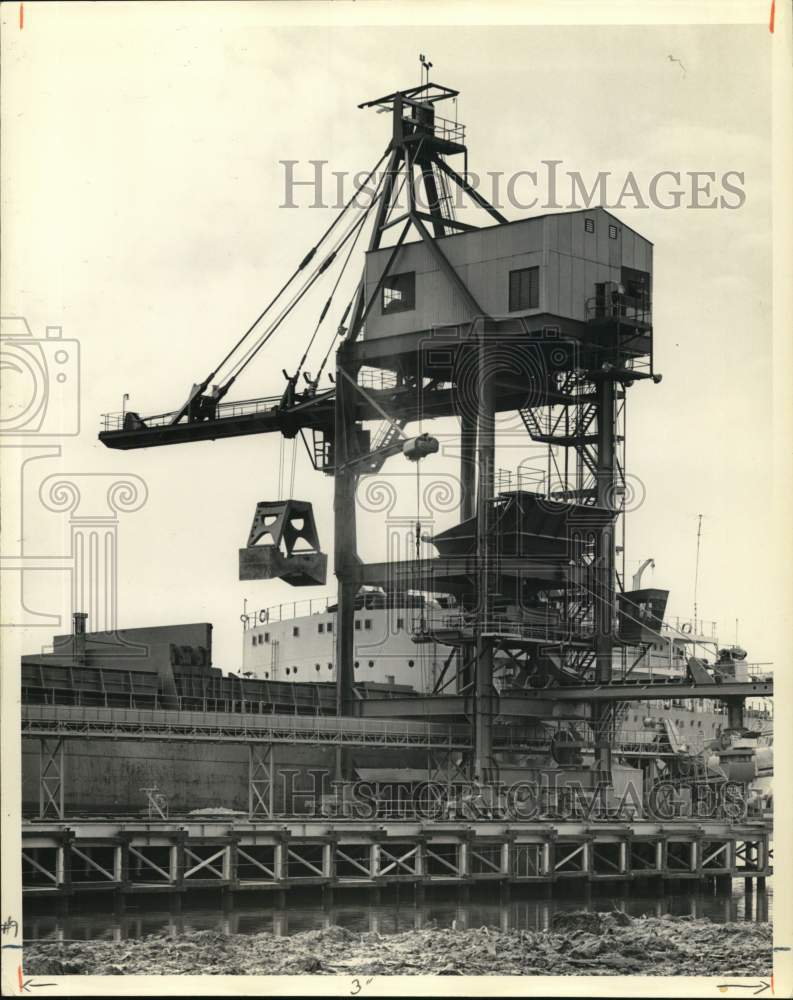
[660,618,719,642]
[433,114,465,144]
[23,705,703,761]
[411,611,591,645]
[609,727,708,755]
[243,592,444,630]
[21,703,469,749]
[243,597,334,629]
[585,291,652,327]
[404,111,465,145]
[494,467,547,495]
[358,368,398,391]
[101,393,293,433]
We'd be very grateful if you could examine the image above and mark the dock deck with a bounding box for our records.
[22,816,771,901]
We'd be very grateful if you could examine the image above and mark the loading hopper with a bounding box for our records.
[239,499,327,587]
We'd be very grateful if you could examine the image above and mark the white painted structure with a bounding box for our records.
[242,599,448,692]
[363,207,652,340]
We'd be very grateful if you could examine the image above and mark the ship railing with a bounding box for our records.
[660,618,719,642]
[22,702,472,746]
[244,592,448,629]
[610,661,686,684]
[611,727,708,752]
[22,704,735,778]
[244,597,334,628]
[744,705,773,723]
[746,663,774,678]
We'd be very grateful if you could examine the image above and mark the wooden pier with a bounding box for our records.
[22,817,771,904]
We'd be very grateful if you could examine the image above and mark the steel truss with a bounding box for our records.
[38,737,64,820]
[248,743,274,819]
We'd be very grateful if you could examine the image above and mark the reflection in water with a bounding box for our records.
[24,881,772,943]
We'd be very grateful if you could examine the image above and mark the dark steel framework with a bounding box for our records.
[328,82,657,784]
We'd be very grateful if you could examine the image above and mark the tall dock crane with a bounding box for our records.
[101,74,746,789]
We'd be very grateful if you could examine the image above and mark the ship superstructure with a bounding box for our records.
[240,589,773,752]
[241,591,715,687]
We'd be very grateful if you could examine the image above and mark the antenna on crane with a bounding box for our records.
[420,53,433,88]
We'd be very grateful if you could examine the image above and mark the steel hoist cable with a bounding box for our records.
[277,436,285,498]
[217,205,377,390]
[198,147,391,395]
[292,161,391,386]
[414,459,427,635]
[219,252,332,389]
[214,208,379,397]
[312,169,409,385]
[292,214,369,386]
[289,436,298,498]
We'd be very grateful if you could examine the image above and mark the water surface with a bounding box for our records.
[24,880,771,942]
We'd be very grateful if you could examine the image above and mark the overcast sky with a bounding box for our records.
[2,5,774,672]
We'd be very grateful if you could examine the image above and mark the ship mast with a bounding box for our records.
[693,512,704,652]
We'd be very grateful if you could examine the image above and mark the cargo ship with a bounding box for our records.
[239,582,773,757]
[19,587,772,820]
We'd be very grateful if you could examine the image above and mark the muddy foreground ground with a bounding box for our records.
[24,911,772,977]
